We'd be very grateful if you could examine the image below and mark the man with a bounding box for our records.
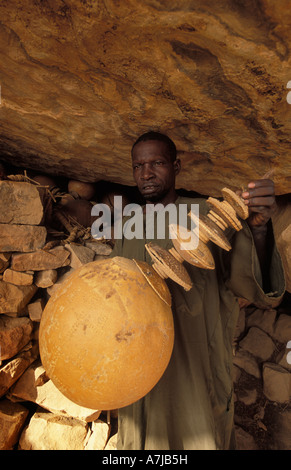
[111,131,285,450]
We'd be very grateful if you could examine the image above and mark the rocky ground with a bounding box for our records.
[233,296,291,450]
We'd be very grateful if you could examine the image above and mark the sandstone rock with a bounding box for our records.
[232,348,261,379]
[3,269,34,286]
[104,432,118,450]
[27,298,46,322]
[84,241,113,256]
[245,308,277,336]
[84,419,110,450]
[10,246,70,271]
[273,314,291,344]
[0,253,11,273]
[0,342,39,398]
[64,243,95,269]
[46,268,74,297]
[239,327,276,362]
[0,224,47,252]
[18,410,89,450]
[34,269,58,288]
[0,399,29,450]
[0,280,37,314]
[263,363,291,403]
[9,361,101,422]
[0,315,34,360]
[0,2,290,196]
[0,181,44,225]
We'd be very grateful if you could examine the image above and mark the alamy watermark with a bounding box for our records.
[91,196,199,250]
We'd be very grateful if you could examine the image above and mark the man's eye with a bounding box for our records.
[154,161,164,166]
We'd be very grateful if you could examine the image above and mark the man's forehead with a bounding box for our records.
[132,140,171,160]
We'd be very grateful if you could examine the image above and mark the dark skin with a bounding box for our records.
[132,140,181,206]
[132,139,276,289]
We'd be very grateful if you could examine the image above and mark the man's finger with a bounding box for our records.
[242,186,275,199]
[244,196,275,207]
[247,179,274,190]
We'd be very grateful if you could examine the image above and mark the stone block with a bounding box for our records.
[246,308,277,336]
[46,268,74,297]
[233,348,261,379]
[239,327,276,362]
[9,361,101,422]
[65,243,95,269]
[0,280,37,314]
[18,410,89,450]
[0,181,44,225]
[0,399,29,450]
[84,240,113,256]
[263,363,291,403]
[0,342,39,398]
[3,269,34,286]
[34,269,57,288]
[84,419,110,450]
[0,224,47,252]
[104,432,118,450]
[27,298,46,322]
[0,253,11,273]
[0,315,34,360]
[11,246,70,271]
[273,314,291,344]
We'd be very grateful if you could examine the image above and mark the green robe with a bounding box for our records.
[110,196,285,450]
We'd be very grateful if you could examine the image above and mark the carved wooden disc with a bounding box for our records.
[169,223,215,270]
[189,212,232,251]
[145,243,193,291]
[206,197,242,231]
[133,259,172,307]
[221,187,249,220]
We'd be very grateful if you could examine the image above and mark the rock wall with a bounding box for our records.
[0,177,290,450]
[0,178,118,450]
[0,0,291,196]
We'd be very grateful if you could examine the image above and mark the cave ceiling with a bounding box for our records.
[0,0,290,196]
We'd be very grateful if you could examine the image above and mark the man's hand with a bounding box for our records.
[241,179,277,228]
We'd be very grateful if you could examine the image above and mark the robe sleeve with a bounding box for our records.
[109,237,122,258]
[225,220,285,309]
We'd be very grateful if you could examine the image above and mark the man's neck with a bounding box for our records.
[145,190,179,207]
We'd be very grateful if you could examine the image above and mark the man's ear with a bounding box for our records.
[173,158,181,176]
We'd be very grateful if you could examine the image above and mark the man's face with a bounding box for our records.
[132,140,180,204]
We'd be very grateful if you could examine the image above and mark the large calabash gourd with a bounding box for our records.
[39,257,174,410]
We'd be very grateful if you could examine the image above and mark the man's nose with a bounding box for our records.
[141,164,155,180]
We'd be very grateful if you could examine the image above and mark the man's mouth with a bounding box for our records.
[142,184,159,194]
